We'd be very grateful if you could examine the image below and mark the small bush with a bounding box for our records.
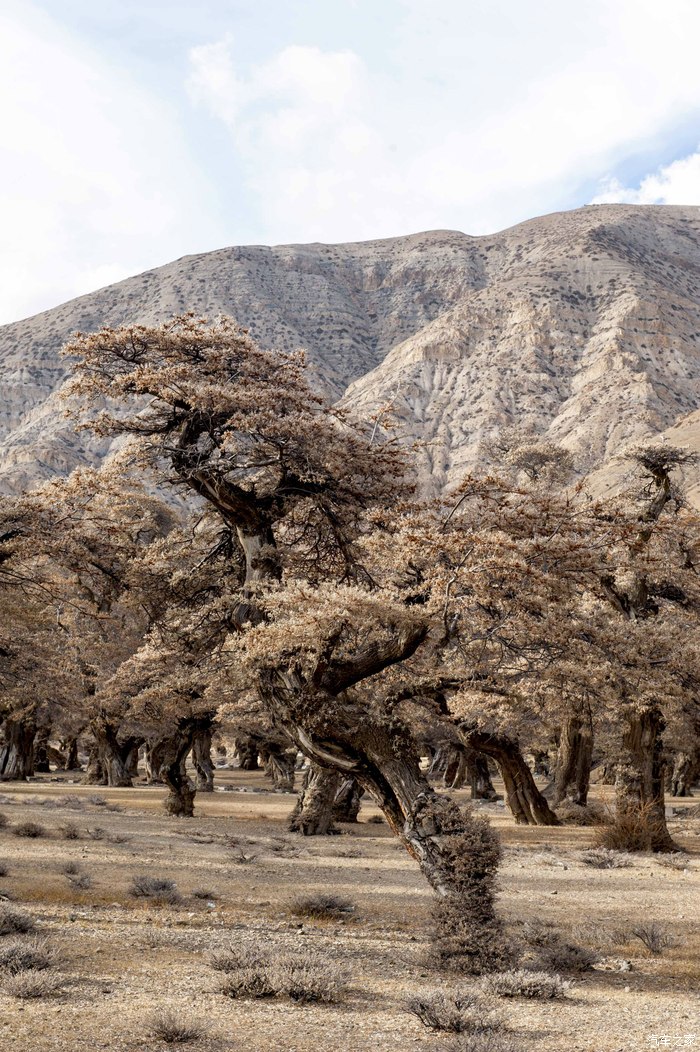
[365,814,385,824]
[530,942,598,974]
[289,893,356,920]
[13,821,46,839]
[0,862,8,877]
[406,990,503,1034]
[629,923,675,955]
[191,888,218,900]
[67,873,92,890]
[87,827,106,841]
[271,951,346,1004]
[482,969,569,1000]
[2,969,65,999]
[555,801,609,827]
[0,812,9,828]
[61,862,81,876]
[87,794,107,807]
[129,875,181,905]
[0,906,35,936]
[210,945,266,974]
[654,853,689,871]
[0,937,58,974]
[147,1010,205,1044]
[580,848,632,869]
[436,1034,522,1052]
[594,805,671,853]
[60,822,80,840]
[217,947,275,1000]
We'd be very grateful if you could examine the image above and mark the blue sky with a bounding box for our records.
[2,0,700,324]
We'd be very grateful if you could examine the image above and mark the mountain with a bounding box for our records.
[1,204,699,498]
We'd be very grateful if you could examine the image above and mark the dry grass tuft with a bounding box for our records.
[147,1010,206,1044]
[2,968,66,999]
[129,875,181,905]
[629,922,675,955]
[289,893,356,920]
[406,990,503,1034]
[0,905,35,936]
[12,821,46,839]
[0,936,59,974]
[435,1034,523,1052]
[580,848,632,869]
[481,969,569,1000]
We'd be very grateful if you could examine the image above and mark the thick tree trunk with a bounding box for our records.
[85,724,137,788]
[333,777,364,822]
[668,752,697,797]
[615,706,676,851]
[553,711,593,806]
[151,718,206,817]
[0,718,36,780]
[33,728,51,773]
[192,727,215,792]
[59,737,81,771]
[144,742,165,784]
[462,730,560,825]
[466,751,499,800]
[83,744,106,785]
[443,747,468,789]
[234,735,262,770]
[288,765,339,834]
[260,743,295,792]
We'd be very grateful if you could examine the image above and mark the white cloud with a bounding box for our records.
[0,2,219,324]
[186,1,700,245]
[592,148,700,205]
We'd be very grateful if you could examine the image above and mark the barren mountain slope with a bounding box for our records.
[1,204,699,494]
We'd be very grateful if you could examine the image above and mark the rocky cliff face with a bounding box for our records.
[1,204,699,496]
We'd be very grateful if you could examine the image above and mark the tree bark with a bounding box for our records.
[333,777,364,822]
[615,706,676,851]
[461,730,560,825]
[260,742,295,792]
[33,727,51,773]
[192,726,215,792]
[234,735,262,770]
[668,752,696,797]
[0,718,36,780]
[465,751,499,800]
[151,718,207,817]
[85,724,138,788]
[288,765,339,834]
[144,742,165,784]
[553,710,593,806]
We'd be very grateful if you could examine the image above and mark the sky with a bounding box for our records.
[2,0,700,325]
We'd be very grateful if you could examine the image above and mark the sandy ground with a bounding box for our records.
[0,770,698,1052]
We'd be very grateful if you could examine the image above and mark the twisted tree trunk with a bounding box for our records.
[333,777,364,822]
[33,727,51,773]
[0,718,36,780]
[553,710,594,806]
[260,742,295,792]
[668,752,697,797]
[234,735,262,770]
[615,706,676,851]
[462,729,560,825]
[85,723,139,787]
[288,765,339,834]
[466,751,498,800]
[192,726,215,792]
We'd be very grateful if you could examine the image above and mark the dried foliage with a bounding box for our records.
[580,848,632,869]
[406,989,503,1034]
[0,906,35,936]
[2,968,66,999]
[0,937,59,974]
[481,970,569,1000]
[129,875,181,905]
[147,1010,205,1044]
[629,923,675,955]
[12,821,46,839]
[289,893,356,920]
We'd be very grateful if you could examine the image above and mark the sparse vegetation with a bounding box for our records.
[213,944,346,1004]
[2,968,66,999]
[0,936,58,974]
[0,812,9,828]
[12,820,46,839]
[129,875,181,905]
[0,906,35,936]
[482,969,569,999]
[580,848,632,869]
[147,1010,205,1044]
[629,923,675,955]
[289,893,356,919]
[60,822,80,840]
[406,989,503,1034]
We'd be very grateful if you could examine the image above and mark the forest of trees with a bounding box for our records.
[1,314,699,973]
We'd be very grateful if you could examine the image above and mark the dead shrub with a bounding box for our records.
[521,924,597,974]
[365,814,385,824]
[481,969,569,1000]
[210,945,267,974]
[0,812,9,828]
[129,875,181,905]
[654,853,689,871]
[555,801,609,827]
[60,822,80,840]
[87,827,106,841]
[13,821,46,839]
[87,794,107,807]
[191,888,218,901]
[594,805,669,853]
[216,945,275,1000]
[436,1035,523,1052]
[147,1010,205,1044]
[2,968,65,999]
[406,989,503,1034]
[67,873,92,890]
[271,951,346,1004]
[0,937,58,974]
[289,893,356,920]
[0,862,8,877]
[629,923,675,955]
[61,862,81,876]
[580,848,632,869]
[0,906,35,936]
